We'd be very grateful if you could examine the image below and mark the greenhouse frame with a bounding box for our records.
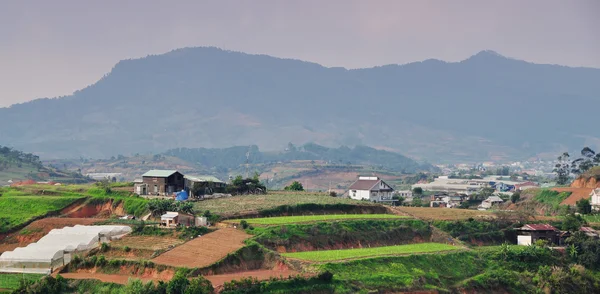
[0,225,131,274]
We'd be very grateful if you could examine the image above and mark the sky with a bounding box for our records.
[1,0,598,107]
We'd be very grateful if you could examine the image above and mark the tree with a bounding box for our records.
[554,152,571,185]
[571,147,599,175]
[576,198,592,215]
[284,181,304,191]
[412,187,423,195]
[511,190,521,203]
[185,277,214,294]
[561,213,587,232]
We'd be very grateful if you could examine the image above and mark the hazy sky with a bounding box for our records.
[1,0,598,107]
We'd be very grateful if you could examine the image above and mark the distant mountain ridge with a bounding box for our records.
[1,47,599,162]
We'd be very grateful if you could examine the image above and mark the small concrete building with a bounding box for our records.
[517,224,558,245]
[160,211,196,227]
[348,176,394,202]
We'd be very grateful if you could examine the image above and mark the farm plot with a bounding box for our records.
[152,228,251,268]
[0,273,44,291]
[194,191,376,216]
[281,243,459,262]
[393,207,494,221]
[225,214,407,225]
[110,236,184,251]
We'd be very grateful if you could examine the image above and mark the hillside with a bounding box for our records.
[0,146,90,185]
[1,47,599,161]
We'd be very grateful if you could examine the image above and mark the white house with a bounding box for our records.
[348,176,394,202]
[590,189,600,210]
[479,195,504,209]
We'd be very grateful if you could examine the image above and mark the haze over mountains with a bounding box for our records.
[1,47,599,162]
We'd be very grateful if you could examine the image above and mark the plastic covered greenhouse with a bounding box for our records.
[0,225,131,274]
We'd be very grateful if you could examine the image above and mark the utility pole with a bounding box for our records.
[245,147,250,179]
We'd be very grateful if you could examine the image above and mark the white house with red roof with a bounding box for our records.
[348,176,394,202]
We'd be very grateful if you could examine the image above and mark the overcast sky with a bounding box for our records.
[1,0,598,107]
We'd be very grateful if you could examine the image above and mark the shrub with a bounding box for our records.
[240,220,249,229]
[100,242,110,252]
[124,246,131,252]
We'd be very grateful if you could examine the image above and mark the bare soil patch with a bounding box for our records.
[206,269,299,288]
[60,273,149,284]
[152,228,251,268]
[556,187,594,205]
[110,236,184,251]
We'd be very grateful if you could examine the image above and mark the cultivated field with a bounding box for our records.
[194,191,375,215]
[225,214,407,225]
[110,236,184,251]
[0,273,45,292]
[152,228,251,268]
[282,243,459,262]
[393,206,494,220]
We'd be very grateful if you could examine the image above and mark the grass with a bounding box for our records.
[194,191,377,215]
[320,251,485,292]
[583,214,600,224]
[533,189,571,207]
[0,196,82,233]
[281,243,459,262]
[0,273,44,291]
[227,214,407,225]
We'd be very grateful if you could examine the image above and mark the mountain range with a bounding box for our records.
[1,47,599,162]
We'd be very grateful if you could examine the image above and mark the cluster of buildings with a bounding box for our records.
[134,170,225,198]
[517,224,599,246]
[412,176,539,195]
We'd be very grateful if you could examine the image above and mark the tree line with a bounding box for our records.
[554,147,600,185]
[0,145,43,171]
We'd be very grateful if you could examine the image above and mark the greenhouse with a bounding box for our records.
[0,225,131,274]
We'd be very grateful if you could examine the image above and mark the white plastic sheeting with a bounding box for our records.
[0,225,131,274]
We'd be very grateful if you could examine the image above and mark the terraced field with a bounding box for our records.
[394,206,494,220]
[194,191,376,215]
[152,228,251,268]
[110,236,184,251]
[225,214,407,225]
[282,243,459,262]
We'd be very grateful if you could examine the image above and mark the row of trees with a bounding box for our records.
[0,145,43,171]
[554,147,600,185]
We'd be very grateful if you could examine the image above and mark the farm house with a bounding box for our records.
[0,225,131,274]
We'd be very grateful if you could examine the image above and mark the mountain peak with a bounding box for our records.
[463,50,510,62]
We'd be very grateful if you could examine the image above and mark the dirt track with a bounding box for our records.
[60,273,155,284]
[205,269,299,287]
[152,228,251,268]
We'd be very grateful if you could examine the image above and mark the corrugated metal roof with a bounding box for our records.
[185,175,224,183]
[142,170,178,178]
[520,224,557,231]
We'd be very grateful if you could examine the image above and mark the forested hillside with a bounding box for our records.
[0,145,90,184]
[1,47,598,161]
[164,143,437,173]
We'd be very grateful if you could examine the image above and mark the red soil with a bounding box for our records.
[556,187,593,205]
[152,228,251,268]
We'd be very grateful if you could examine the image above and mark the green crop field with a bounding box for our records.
[282,243,459,262]
[0,196,83,233]
[0,273,44,291]
[194,191,377,215]
[227,214,407,225]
